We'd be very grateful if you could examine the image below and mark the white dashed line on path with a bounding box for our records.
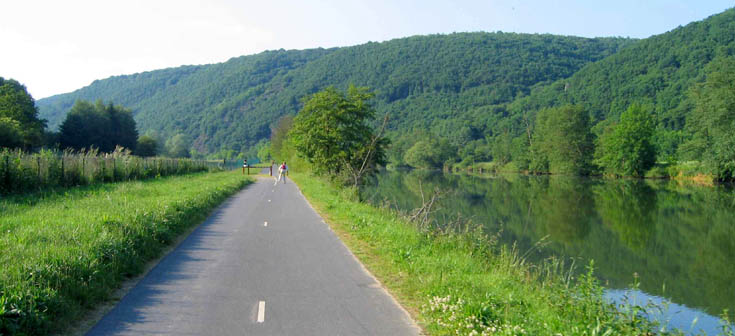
[257,301,266,323]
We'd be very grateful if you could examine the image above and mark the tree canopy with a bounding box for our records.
[680,56,735,180]
[135,135,158,157]
[595,104,657,177]
[0,77,45,148]
[289,86,388,185]
[59,100,138,152]
[37,32,631,155]
[531,105,594,175]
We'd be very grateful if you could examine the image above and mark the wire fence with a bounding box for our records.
[0,147,225,194]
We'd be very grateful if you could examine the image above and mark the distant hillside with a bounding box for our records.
[504,8,735,159]
[38,32,631,154]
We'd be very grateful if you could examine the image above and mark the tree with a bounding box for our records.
[270,115,293,160]
[289,85,388,185]
[165,133,191,158]
[135,135,158,157]
[0,77,45,148]
[595,103,657,176]
[403,137,457,169]
[257,141,272,163]
[531,105,594,175]
[59,100,138,152]
[680,56,735,181]
[0,117,24,148]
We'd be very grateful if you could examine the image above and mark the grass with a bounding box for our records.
[291,172,685,335]
[0,148,222,195]
[0,171,252,335]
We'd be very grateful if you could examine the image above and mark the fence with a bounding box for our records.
[0,148,224,194]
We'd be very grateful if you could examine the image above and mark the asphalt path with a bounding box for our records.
[87,171,420,335]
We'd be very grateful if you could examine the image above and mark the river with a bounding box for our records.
[361,170,735,335]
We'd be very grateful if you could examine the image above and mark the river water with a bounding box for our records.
[361,170,735,335]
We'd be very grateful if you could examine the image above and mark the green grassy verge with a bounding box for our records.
[291,172,673,335]
[0,171,252,335]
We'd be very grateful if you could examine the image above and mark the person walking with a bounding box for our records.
[275,161,288,185]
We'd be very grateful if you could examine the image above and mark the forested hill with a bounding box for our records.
[504,8,735,161]
[37,32,631,154]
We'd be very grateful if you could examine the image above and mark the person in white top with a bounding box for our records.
[275,162,288,185]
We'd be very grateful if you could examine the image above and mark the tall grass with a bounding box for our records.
[290,173,725,335]
[0,171,251,335]
[0,147,223,194]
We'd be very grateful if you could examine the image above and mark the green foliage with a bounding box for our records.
[37,33,631,156]
[164,133,191,158]
[0,172,249,334]
[59,100,138,152]
[256,141,271,163]
[269,115,294,160]
[403,137,457,169]
[680,56,735,181]
[0,148,220,194]
[0,117,23,149]
[531,105,594,175]
[595,103,657,176]
[135,135,158,157]
[0,77,45,149]
[510,9,735,163]
[289,86,388,184]
[32,9,735,172]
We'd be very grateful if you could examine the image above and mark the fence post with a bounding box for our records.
[4,155,9,190]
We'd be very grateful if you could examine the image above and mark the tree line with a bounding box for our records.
[1,77,197,158]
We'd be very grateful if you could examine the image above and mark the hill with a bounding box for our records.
[501,8,735,161]
[37,32,631,155]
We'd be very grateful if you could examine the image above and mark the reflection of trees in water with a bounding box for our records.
[532,177,594,244]
[363,171,735,318]
[594,180,656,252]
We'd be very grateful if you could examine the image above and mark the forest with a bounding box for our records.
[5,8,731,181]
[35,32,631,156]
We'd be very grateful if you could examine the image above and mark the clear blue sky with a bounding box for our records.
[1,0,732,98]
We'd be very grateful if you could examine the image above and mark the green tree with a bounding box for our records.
[594,104,657,177]
[680,56,735,181]
[0,117,24,148]
[135,135,158,157]
[59,100,138,152]
[257,141,272,163]
[270,115,294,160]
[531,105,594,175]
[403,137,456,169]
[165,133,191,158]
[289,85,388,185]
[0,77,45,148]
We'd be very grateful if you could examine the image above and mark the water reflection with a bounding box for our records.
[362,170,735,333]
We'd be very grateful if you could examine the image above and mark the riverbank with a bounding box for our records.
[0,171,251,335]
[447,161,717,185]
[290,172,672,335]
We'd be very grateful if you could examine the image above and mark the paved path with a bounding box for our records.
[87,174,420,336]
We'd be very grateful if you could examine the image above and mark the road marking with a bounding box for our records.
[268,199,271,202]
[257,301,266,323]
[264,221,268,227]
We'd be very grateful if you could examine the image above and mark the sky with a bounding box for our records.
[1,0,733,99]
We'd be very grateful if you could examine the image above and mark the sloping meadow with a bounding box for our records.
[0,171,250,334]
